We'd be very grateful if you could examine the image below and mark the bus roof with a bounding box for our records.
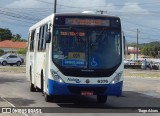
[54,12,120,18]
[29,12,120,31]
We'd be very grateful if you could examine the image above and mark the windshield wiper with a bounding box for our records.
[90,28,107,47]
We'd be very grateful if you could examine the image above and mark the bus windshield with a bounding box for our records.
[52,27,121,69]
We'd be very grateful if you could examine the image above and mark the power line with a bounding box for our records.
[32,0,53,4]
[57,4,98,11]
[0,9,40,21]
[87,1,160,8]
[32,1,160,8]
[0,7,41,20]
[0,18,33,26]
[122,18,160,31]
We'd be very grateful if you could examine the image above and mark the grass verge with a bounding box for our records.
[0,66,26,73]
[124,69,160,78]
[0,66,160,78]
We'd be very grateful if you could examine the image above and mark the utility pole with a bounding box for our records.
[54,0,57,13]
[137,28,139,60]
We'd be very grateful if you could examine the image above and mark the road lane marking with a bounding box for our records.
[1,97,28,116]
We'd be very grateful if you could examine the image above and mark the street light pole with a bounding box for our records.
[54,0,57,13]
[137,28,139,60]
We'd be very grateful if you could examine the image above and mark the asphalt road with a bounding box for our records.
[0,71,160,116]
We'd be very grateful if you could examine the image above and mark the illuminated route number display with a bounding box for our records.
[60,32,85,36]
[68,52,85,60]
[65,18,110,26]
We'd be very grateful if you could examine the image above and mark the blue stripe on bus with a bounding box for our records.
[48,79,123,96]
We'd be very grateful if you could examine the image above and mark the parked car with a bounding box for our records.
[124,59,142,65]
[151,62,160,70]
[0,54,23,66]
[124,60,130,65]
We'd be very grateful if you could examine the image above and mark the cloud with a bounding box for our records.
[5,0,108,13]
[5,0,51,8]
[57,0,107,13]
[105,3,117,12]
[6,1,149,15]
[120,3,150,15]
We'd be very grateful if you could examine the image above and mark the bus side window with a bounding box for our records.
[38,27,42,51]
[38,26,43,51]
[42,24,48,50]
[41,26,45,51]
[38,24,48,51]
[30,30,35,52]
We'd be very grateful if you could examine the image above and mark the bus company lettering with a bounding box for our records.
[67,78,81,83]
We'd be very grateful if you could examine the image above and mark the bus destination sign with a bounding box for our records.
[65,18,110,26]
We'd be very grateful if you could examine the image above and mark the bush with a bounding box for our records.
[124,65,142,69]
[17,48,27,54]
[0,49,4,56]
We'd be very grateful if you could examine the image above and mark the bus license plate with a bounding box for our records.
[81,91,93,96]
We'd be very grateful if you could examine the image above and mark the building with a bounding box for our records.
[127,47,141,54]
[0,40,27,53]
[126,47,141,60]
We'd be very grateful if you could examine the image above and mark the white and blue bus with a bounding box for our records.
[26,12,124,103]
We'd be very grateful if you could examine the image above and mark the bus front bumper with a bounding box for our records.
[48,79,123,96]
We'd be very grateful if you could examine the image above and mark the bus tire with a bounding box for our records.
[30,68,36,92]
[30,82,36,92]
[41,71,44,93]
[97,95,107,103]
[44,93,51,102]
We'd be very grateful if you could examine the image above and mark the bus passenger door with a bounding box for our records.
[33,30,39,86]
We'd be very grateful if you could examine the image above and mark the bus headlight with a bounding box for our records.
[50,69,64,83]
[110,72,122,84]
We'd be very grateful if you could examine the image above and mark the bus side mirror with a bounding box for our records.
[123,35,127,56]
[45,32,51,43]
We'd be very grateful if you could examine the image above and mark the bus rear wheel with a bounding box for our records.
[97,95,107,103]
[30,68,36,92]
[30,82,36,92]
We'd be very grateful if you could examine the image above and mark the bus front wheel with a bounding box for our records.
[97,95,107,103]
[44,93,51,102]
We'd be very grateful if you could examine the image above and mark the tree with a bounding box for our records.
[12,34,27,42]
[128,41,160,58]
[12,34,21,41]
[141,45,160,58]
[141,45,150,56]
[0,28,12,41]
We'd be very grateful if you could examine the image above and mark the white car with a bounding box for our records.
[124,60,129,65]
[0,54,23,66]
[124,60,135,65]
[151,62,160,70]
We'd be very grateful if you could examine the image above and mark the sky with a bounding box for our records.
[0,0,160,43]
